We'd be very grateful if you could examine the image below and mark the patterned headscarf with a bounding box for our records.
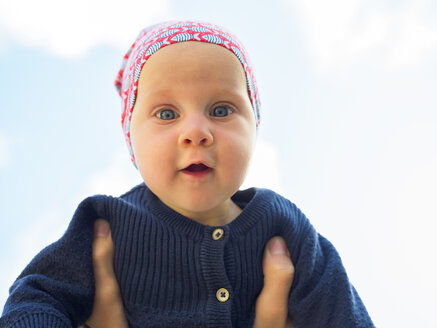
[115,20,260,167]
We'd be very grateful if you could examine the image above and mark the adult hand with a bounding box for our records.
[83,219,294,328]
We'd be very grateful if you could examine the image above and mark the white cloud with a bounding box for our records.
[241,138,287,194]
[387,1,437,69]
[287,0,437,70]
[0,132,10,168]
[81,150,142,198]
[0,0,171,57]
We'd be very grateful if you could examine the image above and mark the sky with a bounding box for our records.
[0,0,436,326]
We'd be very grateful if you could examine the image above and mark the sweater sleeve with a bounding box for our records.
[282,204,374,328]
[0,197,104,328]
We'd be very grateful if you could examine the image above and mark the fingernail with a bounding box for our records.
[268,237,287,255]
[94,219,109,237]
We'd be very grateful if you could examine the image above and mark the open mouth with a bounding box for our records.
[184,164,210,172]
[181,163,213,177]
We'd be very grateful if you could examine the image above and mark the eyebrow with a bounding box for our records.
[141,87,248,100]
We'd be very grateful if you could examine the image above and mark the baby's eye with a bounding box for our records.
[211,106,232,117]
[156,109,179,120]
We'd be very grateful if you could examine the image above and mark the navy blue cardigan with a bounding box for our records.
[1,184,374,327]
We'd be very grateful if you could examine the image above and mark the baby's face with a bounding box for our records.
[130,41,256,224]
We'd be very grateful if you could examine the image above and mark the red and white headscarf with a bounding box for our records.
[115,20,261,167]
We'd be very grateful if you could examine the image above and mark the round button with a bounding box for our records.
[216,288,230,302]
[212,228,224,240]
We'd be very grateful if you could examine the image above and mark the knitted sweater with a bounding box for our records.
[1,184,374,327]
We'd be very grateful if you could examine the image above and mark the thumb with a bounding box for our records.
[254,236,294,328]
[92,219,118,297]
[85,219,128,328]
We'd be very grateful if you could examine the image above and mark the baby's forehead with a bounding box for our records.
[139,41,246,80]
[137,43,249,102]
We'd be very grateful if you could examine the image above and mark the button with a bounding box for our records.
[212,228,224,240]
[216,288,229,302]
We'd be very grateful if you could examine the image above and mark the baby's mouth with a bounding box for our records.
[183,163,210,172]
[181,163,213,177]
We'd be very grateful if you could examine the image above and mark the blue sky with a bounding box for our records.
[1,0,437,326]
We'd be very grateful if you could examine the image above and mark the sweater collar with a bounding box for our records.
[139,184,271,240]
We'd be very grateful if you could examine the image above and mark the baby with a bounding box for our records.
[1,21,374,327]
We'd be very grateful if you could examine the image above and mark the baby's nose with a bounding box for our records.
[178,116,213,146]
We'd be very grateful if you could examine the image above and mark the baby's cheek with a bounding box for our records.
[221,139,252,182]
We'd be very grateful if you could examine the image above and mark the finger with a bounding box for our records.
[254,236,295,328]
[91,219,120,303]
[85,219,128,328]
